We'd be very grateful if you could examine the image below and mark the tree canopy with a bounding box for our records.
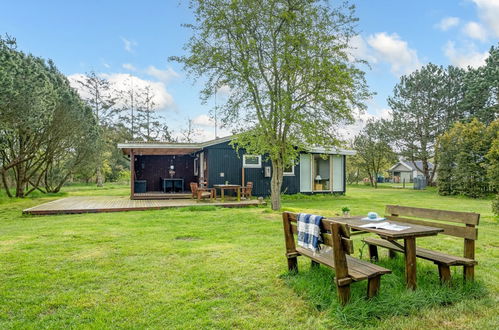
[352,119,396,188]
[172,0,369,209]
[0,36,98,197]
[387,63,464,184]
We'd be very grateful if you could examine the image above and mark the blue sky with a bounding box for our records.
[1,0,498,140]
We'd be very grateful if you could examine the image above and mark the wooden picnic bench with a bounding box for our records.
[283,212,391,305]
[363,205,479,283]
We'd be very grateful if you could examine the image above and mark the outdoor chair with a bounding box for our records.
[190,182,216,201]
[241,181,253,199]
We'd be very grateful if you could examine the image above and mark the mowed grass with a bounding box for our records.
[0,184,498,329]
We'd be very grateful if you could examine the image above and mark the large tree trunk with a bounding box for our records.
[1,168,12,198]
[15,163,26,198]
[270,158,284,211]
[422,159,431,186]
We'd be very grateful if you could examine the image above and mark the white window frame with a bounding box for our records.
[194,157,199,176]
[243,154,262,168]
[283,165,295,176]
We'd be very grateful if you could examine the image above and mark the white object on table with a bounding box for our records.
[359,222,410,231]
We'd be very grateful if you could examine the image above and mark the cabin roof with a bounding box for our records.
[117,135,355,156]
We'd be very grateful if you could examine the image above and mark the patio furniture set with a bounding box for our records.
[190,182,253,202]
[283,205,480,305]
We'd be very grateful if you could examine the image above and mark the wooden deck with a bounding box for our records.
[23,196,264,215]
[133,192,192,200]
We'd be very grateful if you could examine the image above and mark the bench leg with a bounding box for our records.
[337,284,351,306]
[388,249,397,259]
[311,260,320,268]
[368,245,379,262]
[464,265,474,282]
[287,257,298,272]
[367,275,381,299]
[438,264,451,285]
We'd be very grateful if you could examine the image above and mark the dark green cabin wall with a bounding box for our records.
[205,141,300,196]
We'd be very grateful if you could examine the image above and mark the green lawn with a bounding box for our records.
[0,184,498,329]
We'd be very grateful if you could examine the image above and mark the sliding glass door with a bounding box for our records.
[300,153,345,193]
[313,155,331,191]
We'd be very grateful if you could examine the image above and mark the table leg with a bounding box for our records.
[237,187,241,202]
[404,237,417,290]
[221,188,225,202]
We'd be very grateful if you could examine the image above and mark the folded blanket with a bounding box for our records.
[297,213,324,252]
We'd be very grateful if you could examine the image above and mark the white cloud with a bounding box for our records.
[144,65,180,83]
[101,60,111,69]
[192,114,215,127]
[443,41,488,68]
[462,21,488,41]
[367,33,422,75]
[436,17,460,31]
[348,35,378,64]
[122,63,137,71]
[337,107,393,140]
[121,37,137,53]
[68,73,93,100]
[472,0,499,37]
[216,85,231,97]
[68,73,175,110]
[171,120,231,142]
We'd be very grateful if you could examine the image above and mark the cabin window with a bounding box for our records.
[283,165,295,176]
[243,155,261,168]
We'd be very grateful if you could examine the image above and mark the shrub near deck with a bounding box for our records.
[0,184,497,328]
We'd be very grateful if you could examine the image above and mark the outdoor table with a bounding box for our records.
[332,216,444,290]
[213,184,241,202]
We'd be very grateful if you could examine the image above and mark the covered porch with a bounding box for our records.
[119,142,205,200]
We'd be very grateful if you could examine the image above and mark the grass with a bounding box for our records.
[0,183,498,329]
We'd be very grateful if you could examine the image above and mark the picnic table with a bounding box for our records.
[334,216,444,290]
[213,184,241,202]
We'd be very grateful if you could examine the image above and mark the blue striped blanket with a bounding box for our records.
[297,213,324,252]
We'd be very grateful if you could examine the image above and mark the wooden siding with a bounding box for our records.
[205,141,300,196]
[134,155,196,192]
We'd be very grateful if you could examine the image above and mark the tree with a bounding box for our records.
[345,148,366,185]
[75,71,117,187]
[0,36,56,197]
[160,123,177,142]
[172,0,369,209]
[462,44,499,124]
[387,63,464,185]
[179,118,200,143]
[352,120,396,188]
[75,71,117,126]
[135,85,169,141]
[485,121,499,215]
[0,36,98,197]
[113,75,138,140]
[436,119,498,198]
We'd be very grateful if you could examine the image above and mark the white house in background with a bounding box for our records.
[388,159,435,183]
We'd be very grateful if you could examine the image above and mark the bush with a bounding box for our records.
[437,119,498,198]
[493,194,499,216]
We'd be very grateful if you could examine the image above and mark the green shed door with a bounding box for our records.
[300,154,312,192]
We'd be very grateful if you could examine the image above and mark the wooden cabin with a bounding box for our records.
[118,136,355,199]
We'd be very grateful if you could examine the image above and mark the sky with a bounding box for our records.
[1,0,498,141]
